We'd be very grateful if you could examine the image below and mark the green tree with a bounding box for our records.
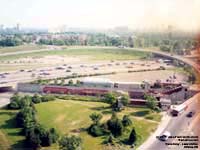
[128,36,134,48]
[47,128,59,145]
[76,80,81,86]
[120,95,129,106]
[107,112,124,137]
[60,78,65,85]
[32,94,41,104]
[89,113,102,125]
[144,94,158,111]
[8,93,21,109]
[54,79,58,85]
[59,135,82,150]
[122,115,132,127]
[129,128,137,144]
[104,93,116,105]
[68,80,74,86]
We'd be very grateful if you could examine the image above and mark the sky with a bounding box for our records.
[0,0,200,31]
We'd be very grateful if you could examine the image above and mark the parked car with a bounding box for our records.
[66,70,71,72]
[186,111,195,117]
[56,67,65,70]
[159,131,171,141]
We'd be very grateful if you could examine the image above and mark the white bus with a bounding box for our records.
[170,104,187,116]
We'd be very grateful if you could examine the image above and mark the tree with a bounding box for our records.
[54,79,58,85]
[68,80,73,86]
[8,94,21,109]
[144,94,158,111]
[60,78,65,85]
[129,128,137,144]
[160,45,170,52]
[26,124,46,148]
[103,93,116,105]
[128,36,134,48]
[59,135,82,150]
[173,41,183,54]
[19,96,32,108]
[16,106,36,128]
[46,128,59,146]
[120,95,129,106]
[89,113,102,125]
[32,94,41,104]
[107,112,124,137]
[122,115,132,127]
[76,80,81,86]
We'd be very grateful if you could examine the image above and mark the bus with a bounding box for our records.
[170,104,187,116]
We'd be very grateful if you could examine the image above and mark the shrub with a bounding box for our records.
[32,94,41,104]
[122,115,132,127]
[41,95,55,102]
[88,124,105,137]
[59,135,82,150]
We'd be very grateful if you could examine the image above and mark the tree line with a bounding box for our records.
[7,94,83,150]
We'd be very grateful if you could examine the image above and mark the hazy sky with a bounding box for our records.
[1,0,200,31]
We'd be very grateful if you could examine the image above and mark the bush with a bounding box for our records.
[32,94,41,104]
[122,115,132,127]
[59,135,82,150]
[41,95,55,102]
[88,124,105,137]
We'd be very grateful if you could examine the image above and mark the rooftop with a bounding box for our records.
[81,77,113,84]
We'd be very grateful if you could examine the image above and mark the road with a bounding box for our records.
[0,46,199,149]
[133,48,200,150]
[0,92,13,107]
[139,94,199,150]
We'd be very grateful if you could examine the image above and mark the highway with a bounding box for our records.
[0,46,199,149]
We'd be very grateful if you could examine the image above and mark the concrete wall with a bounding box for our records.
[17,83,43,93]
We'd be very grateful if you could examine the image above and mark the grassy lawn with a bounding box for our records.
[0,48,149,61]
[0,45,45,54]
[130,107,162,122]
[0,100,160,150]
[0,109,26,150]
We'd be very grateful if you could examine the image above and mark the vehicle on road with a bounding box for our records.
[186,111,195,117]
[159,131,171,141]
[170,104,187,116]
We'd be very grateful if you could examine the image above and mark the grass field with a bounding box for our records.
[0,100,160,150]
[0,45,45,54]
[0,110,26,150]
[0,48,149,61]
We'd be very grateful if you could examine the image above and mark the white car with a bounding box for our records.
[159,131,171,141]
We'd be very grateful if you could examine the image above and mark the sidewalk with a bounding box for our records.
[137,112,171,150]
